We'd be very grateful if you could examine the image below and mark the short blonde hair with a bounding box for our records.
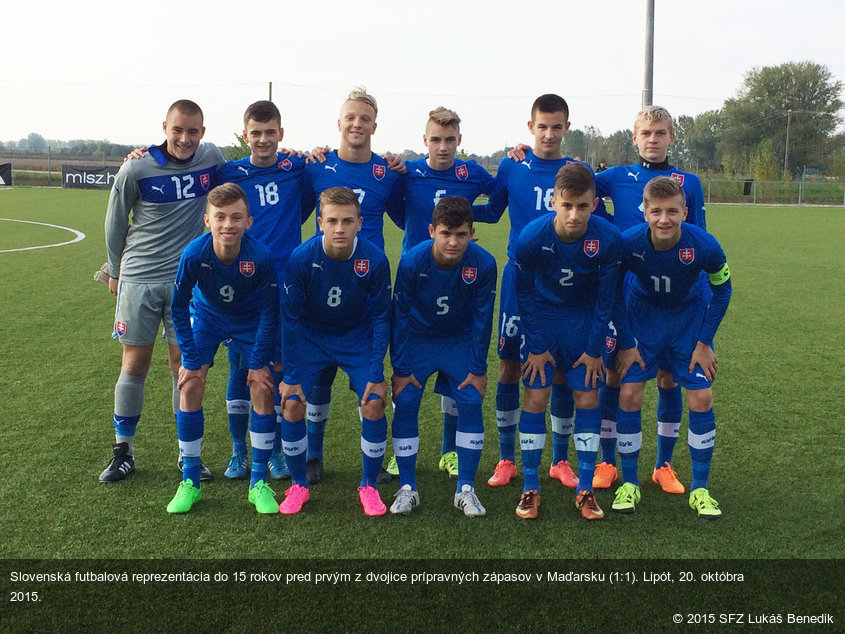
[634,105,674,135]
[346,86,378,118]
[643,176,684,208]
[428,106,461,130]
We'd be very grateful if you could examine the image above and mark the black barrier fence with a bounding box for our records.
[61,164,119,190]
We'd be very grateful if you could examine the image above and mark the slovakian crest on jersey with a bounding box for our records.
[354,259,370,277]
[605,335,617,352]
[240,261,256,277]
[671,172,685,186]
[462,266,478,284]
[584,239,600,257]
[372,165,386,181]
[679,248,695,264]
[279,158,292,171]
[116,320,127,335]
[455,164,468,181]
[200,173,211,188]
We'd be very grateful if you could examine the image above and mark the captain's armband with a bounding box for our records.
[708,262,731,285]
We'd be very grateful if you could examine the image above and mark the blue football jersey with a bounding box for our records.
[596,163,706,232]
[282,235,392,383]
[172,232,277,370]
[478,151,607,260]
[615,223,731,348]
[401,158,495,254]
[515,213,622,358]
[302,151,404,250]
[217,153,309,272]
[391,240,497,377]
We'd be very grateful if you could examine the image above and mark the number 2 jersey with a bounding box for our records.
[171,232,278,371]
[515,213,622,358]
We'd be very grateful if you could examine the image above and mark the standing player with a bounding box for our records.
[100,99,224,483]
[611,176,731,518]
[593,106,707,494]
[389,197,496,517]
[478,94,582,490]
[299,88,403,484]
[513,164,621,520]
[216,100,310,482]
[168,184,278,514]
[278,187,392,516]
[391,106,496,479]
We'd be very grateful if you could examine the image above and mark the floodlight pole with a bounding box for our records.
[784,109,791,178]
[642,0,655,108]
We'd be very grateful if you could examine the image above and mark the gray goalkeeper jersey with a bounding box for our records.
[105,142,224,283]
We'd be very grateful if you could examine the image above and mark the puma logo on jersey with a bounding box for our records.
[627,171,640,181]
[237,166,250,175]
[577,437,589,447]
[415,168,427,177]
[311,262,323,270]
[522,160,533,170]
[632,251,646,261]
[541,245,555,254]
[324,164,338,173]
[151,185,165,194]
[200,263,212,269]
[695,373,707,379]
[283,283,292,294]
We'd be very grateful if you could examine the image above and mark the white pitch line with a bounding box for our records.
[0,217,86,253]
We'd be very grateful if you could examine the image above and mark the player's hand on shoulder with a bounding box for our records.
[507,143,531,162]
[280,147,304,158]
[690,342,717,381]
[383,152,407,174]
[458,372,488,398]
[615,346,644,380]
[124,146,148,162]
[305,146,331,164]
[573,353,605,389]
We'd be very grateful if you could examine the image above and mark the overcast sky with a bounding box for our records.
[3,0,844,156]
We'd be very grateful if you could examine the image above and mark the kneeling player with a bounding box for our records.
[613,176,731,518]
[514,163,621,520]
[279,187,392,516]
[390,197,496,517]
[169,183,279,514]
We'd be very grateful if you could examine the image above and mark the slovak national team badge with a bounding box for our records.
[462,267,477,284]
[605,336,617,353]
[583,239,599,257]
[200,173,211,189]
[671,172,685,186]
[679,248,695,264]
[354,259,370,277]
[455,164,468,180]
[115,321,126,336]
[279,158,292,171]
[372,165,386,181]
[240,261,256,277]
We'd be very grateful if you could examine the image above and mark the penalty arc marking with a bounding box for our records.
[0,217,86,253]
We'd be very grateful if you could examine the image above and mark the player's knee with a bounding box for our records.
[686,388,712,412]
[250,389,275,416]
[283,397,306,421]
[573,389,598,410]
[179,375,205,404]
[522,388,549,414]
[361,396,384,420]
[619,383,644,411]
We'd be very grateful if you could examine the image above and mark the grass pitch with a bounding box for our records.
[0,188,842,629]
